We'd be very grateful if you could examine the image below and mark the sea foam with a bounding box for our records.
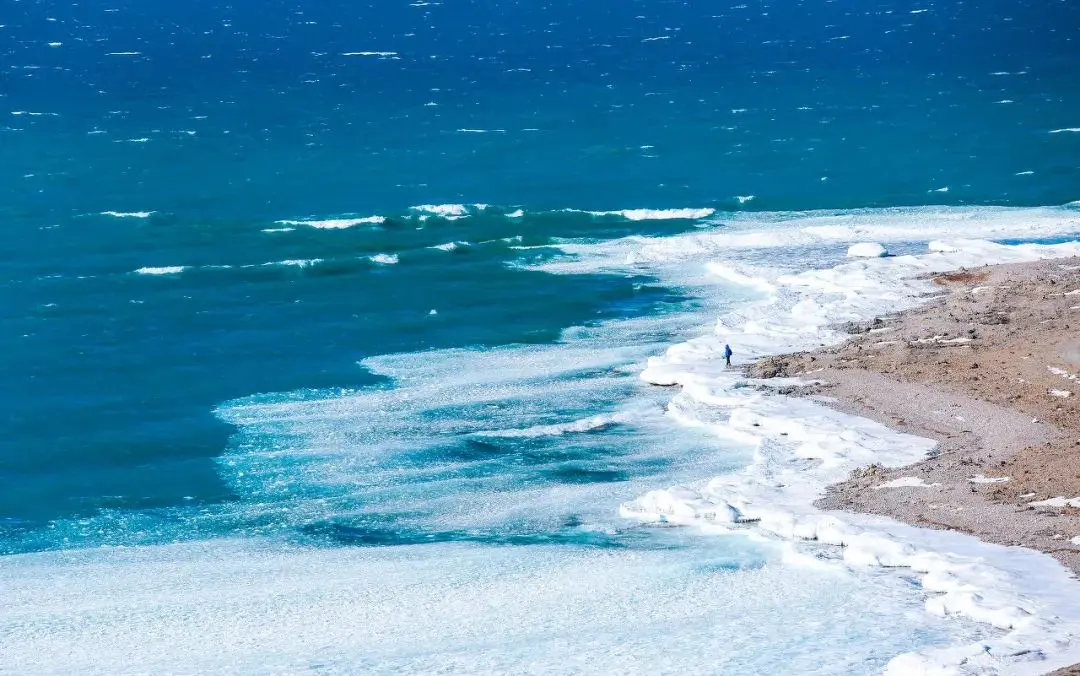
[572,208,716,221]
[537,204,1080,276]
[542,229,1080,674]
[409,204,470,218]
[102,211,154,218]
[275,216,385,229]
[430,241,470,252]
[134,266,187,275]
[8,204,1080,674]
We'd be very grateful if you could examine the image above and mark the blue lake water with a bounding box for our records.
[2,0,1079,672]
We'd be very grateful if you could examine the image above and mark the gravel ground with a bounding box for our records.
[748,256,1080,574]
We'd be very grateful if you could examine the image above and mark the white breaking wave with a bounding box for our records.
[1049,128,1080,134]
[569,208,716,221]
[873,477,940,489]
[134,266,187,275]
[275,216,385,229]
[534,204,1080,277]
[369,253,399,265]
[1029,497,1080,508]
[409,204,470,218]
[102,211,154,218]
[264,259,323,268]
[342,51,398,57]
[430,241,470,252]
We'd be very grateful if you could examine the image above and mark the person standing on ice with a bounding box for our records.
[723,344,733,367]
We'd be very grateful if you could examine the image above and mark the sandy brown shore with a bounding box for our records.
[748,256,1080,578]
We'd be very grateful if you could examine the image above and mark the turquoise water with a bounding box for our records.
[2,0,1079,671]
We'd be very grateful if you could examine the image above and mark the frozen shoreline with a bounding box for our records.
[614,237,1080,674]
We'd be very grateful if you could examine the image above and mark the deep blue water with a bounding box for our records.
[2,0,1079,551]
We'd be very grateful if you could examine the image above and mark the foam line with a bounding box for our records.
[275,217,385,229]
[606,238,1080,673]
[534,204,1080,278]
[0,537,978,674]
[134,266,187,275]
